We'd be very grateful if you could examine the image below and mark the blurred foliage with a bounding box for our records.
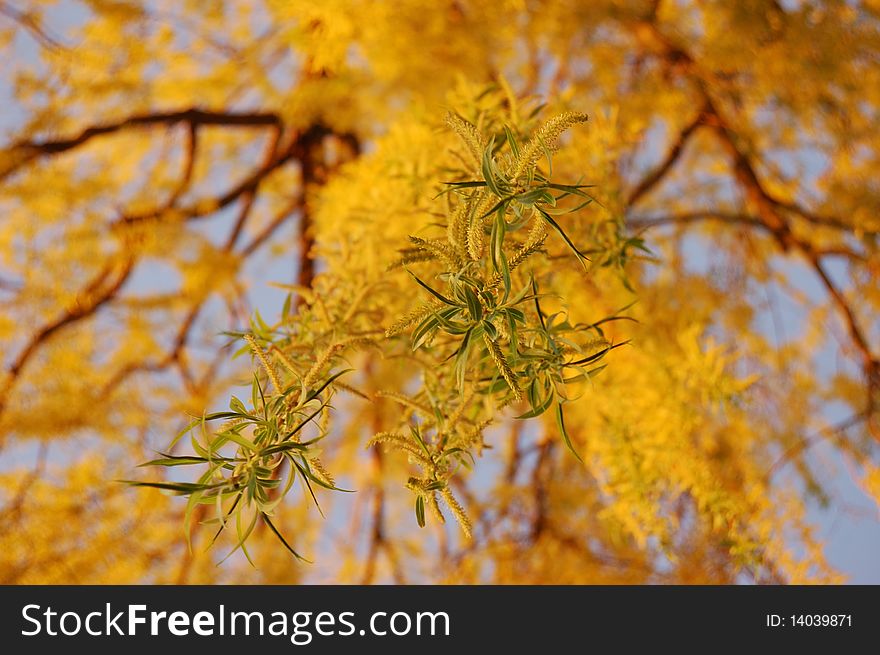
[1,0,879,583]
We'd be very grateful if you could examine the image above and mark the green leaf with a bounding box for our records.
[254,371,267,418]
[453,327,474,391]
[415,495,426,528]
[478,195,513,220]
[536,207,589,268]
[253,309,269,334]
[514,187,554,206]
[138,454,212,468]
[284,398,332,440]
[531,276,547,331]
[119,480,224,494]
[229,396,247,415]
[503,125,520,159]
[305,368,352,403]
[219,508,259,566]
[515,385,554,419]
[262,512,310,562]
[441,180,487,189]
[407,271,458,306]
[506,311,519,358]
[463,285,483,321]
[482,136,506,196]
[220,430,257,453]
[566,340,630,366]
[210,493,242,546]
[555,400,583,463]
[563,363,607,383]
[412,314,439,350]
[409,425,431,456]
[288,453,354,492]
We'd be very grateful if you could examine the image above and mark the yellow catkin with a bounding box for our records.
[368,432,434,467]
[375,391,433,418]
[440,488,472,539]
[385,301,438,337]
[408,235,461,269]
[271,346,299,377]
[459,419,492,451]
[427,492,445,524]
[309,457,335,486]
[507,224,547,270]
[447,200,470,256]
[303,337,372,389]
[466,192,498,260]
[483,332,521,400]
[445,112,484,169]
[508,111,588,180]
[219,416,248,432]
[445,387,475,428]
[244,333,283,393]
[388,251,436,270]
[303,343,343,389]
[486,217,547,292]
[332,380,369,398]
[367,431,404,447]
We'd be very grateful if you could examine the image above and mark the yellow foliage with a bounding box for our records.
[1,0,877,584]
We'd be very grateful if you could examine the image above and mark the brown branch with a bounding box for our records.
[224,126,283,249]
[361,434,405,583]
[529,440,553,541]
[808,254,880,389]
[163,121,199,209]
[0,255,134,420]
[111,125,331,232]
[294,130,331,298]
[174,504,208,584]
[361,448,386,585]
[627,106,707,207]
[628,210,765,231]
[361,375,405,585]
[773,198,874,234]
[630,212,867,264]
[628,17,880,427]
[708,117,797,250]
[767,411,871,479]
[0,2,65,51]
[504,422,524,484]
[102,198,299,398]
[2,108,282,182]
[239,198,300,257]
[0,440,48,521]
[292,131,360,304]
[705,105,879,397]
[99,126,357,402]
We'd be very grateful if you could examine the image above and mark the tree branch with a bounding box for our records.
[1,108,282,182]
[627,17,880,427]
[0,255,134,421]
[0,2,65,51]
[627,105,707,207]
